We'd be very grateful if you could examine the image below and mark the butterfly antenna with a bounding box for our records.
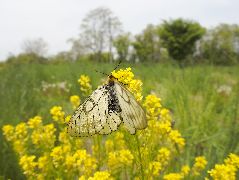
[113,60,122,71]
[95,69,109,76]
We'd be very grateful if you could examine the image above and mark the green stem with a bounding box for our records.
[97,136,101,168]
[135,134,144,180]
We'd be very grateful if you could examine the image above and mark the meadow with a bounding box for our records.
[0,61,239,179]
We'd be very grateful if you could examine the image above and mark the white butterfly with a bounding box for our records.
[67,74,147,137]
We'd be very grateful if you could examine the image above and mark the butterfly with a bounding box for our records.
[67,72,147,137]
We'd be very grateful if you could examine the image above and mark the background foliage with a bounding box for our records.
[0,61,239,179]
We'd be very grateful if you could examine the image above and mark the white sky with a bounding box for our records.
[0,0,239,60]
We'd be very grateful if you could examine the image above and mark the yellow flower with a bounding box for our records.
[38,155,49,170]
[83,156,97,176]
[89,171,113,180]
[112,67,134,84]
[74,149,87,165]
[75,138,83,147]
[31,130,41,145]
[192,156,207,176]
[157,147,171,167]
[31,123,56,149]
[72,149,97,175]
[105,139,114,152]
[168,130,185,148]
[114,132,126,149]
[108,149,134,170]
[112,67,143,101]
[208,153,239,180]
[78,75,92,96]
[19,155,37,177]
[62,144,71,153]
[160,108,172,123]
[119,149,134,166]
[79,176,86,180]
[148,161,162,176]
[2,124,15,141]
[65,115,71,124]
[181,165,190,176]
[70,95,80,109]
[50,146,64,168]
[65,154,76,172]
[128,79,143,101]
[27,116,42,129]
[148,120,171,135]
[208,164,237,180]
[74,149,97,176]
[140,147,149,158]
[36,174,45,180]
[59,131,70,144]
[15,122,28,140]
[224,153,239,168]
[13,140,26,155]
[163,165,189,179]
[50,106,65,124]
[163,173,183,180]
[143,94,162,120]
[108,152,120,169]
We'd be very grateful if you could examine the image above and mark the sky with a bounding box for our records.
[0,0,239,61]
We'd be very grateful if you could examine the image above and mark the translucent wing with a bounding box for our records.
[67,85,121,137]
[114,81,147,134]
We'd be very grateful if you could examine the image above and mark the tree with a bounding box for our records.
[113,33,131,61]
[21,38,48,57]
[67,38,87,60]
[199,24,239,65]
[79,7,122,62]
[158,18,205,61]
[132,24,161,62]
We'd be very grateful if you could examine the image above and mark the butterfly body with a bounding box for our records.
[105,80,122,114]
[67,75,147,137]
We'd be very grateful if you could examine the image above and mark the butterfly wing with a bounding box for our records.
[67,85,122,137]
[114,81,147,134]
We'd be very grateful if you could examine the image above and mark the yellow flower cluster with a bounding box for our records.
[88,171,113,180]
[2,67,239,180]
[224,153,239,168]
[208,153,239,180]
[108,149,134,170]
[50,146,65,168]
[19,155,37,177]
[2,124,15,141]
[70,95,80,109]
[157,147,171,167]
[2,113,98,179]
[163,165,190,179]
[192,156,208,176]
[143,94,185,150]
[50,106,65,124]
[15,122,28,139]
[148,161,162,176]
[163,173,183,180]
[78,75,92,96]
[143,94,162,120]
[28,116,42,129]
[31,123,56,149]
[112,67,143,101]
[181,165,190,176]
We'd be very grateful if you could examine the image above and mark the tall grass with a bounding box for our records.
[0,61,239,179]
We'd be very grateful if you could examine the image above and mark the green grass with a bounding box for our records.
[0,61,239,179]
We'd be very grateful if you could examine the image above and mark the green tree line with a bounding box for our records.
[4,7,239,66]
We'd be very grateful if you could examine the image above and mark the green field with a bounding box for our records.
[0,61,239,179]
